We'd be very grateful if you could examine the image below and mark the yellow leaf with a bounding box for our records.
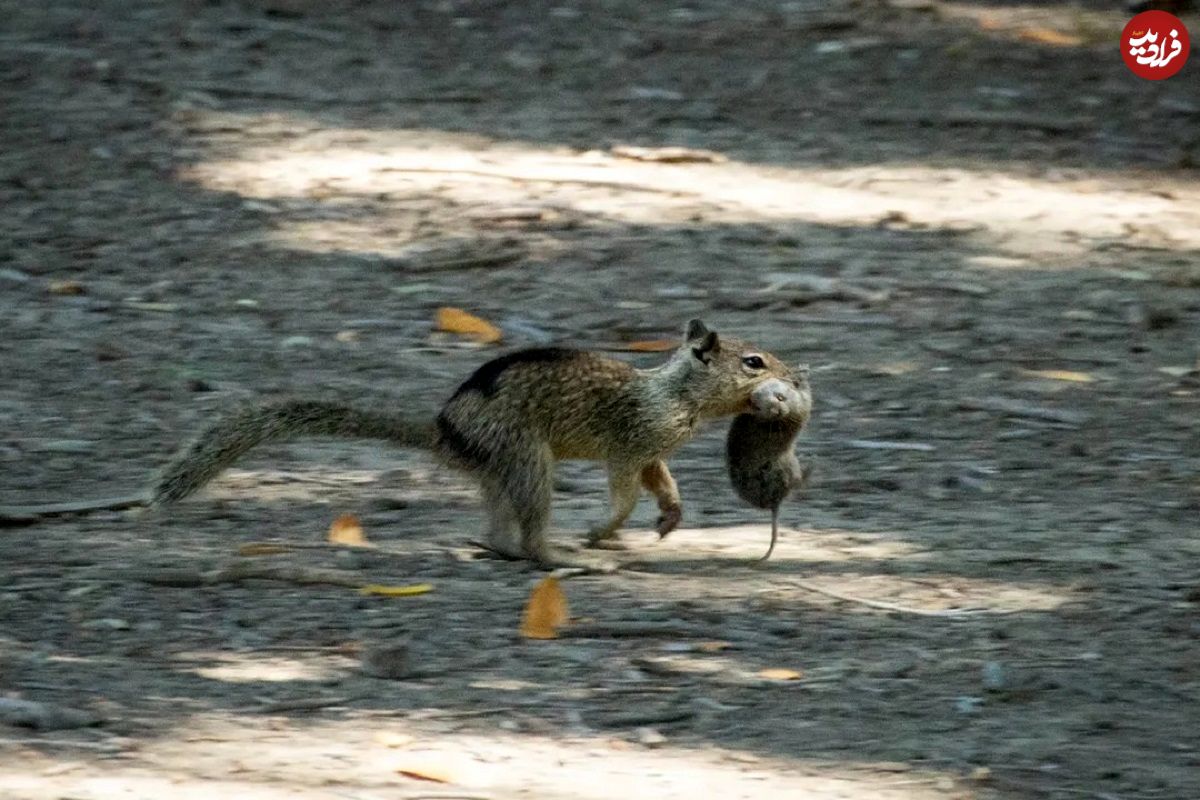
[1020,369,1094,383]
[238,543,292,556]
[359,583,434,597]
[609,339,678,353]
[519,576,570,639]
[328,513,368,546]
[48,280,85,295]
[1018,27,1082,47]
[758,668,803,681]
[434,307,503,344]
[697,641,732,653]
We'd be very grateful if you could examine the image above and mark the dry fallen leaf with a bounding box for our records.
[238,543,292,556]
[466,206,549,223]
[328,513,368,546]
[1018,27,1083,47]
[758,668,804,681]
[610,145,728,164]
[48,280,85,295]
[519,576,570,639]
[608,339,678,353]
[1020,369,1094,383]
[359,583,434,598]
[394,757,455,784]
[434,307,503,344]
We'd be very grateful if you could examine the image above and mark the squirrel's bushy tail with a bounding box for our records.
[152,400,435,504]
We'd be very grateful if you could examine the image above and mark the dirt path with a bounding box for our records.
[2,1,1199,798]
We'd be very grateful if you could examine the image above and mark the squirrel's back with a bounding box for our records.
[434,347,696,467]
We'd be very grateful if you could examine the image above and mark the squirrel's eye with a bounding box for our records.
[742,355,765,370]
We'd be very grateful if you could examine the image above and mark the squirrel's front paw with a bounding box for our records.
[585,526,631,550]
[655,503,682,538]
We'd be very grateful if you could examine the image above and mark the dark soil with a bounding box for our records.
[2,1,1199,798]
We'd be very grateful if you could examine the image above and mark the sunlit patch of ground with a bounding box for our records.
[0,720,960,800]
[179,120,1200,265]
[178,652,344,684]
[623,524,1076,614]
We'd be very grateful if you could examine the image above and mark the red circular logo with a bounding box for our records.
[1122,11,1190,80]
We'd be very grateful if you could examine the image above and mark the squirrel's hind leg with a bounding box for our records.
[585,466,641,550]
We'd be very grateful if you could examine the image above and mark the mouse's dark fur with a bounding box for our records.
[725,370,812,561]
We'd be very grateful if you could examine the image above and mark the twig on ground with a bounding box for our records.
[375,166,697,196]
[254,695,359,714]
[846,439,936,452]
[787,581,1017,617]
[408,707,515,720]
[958,397,1090,425]
[0,736,121,751]
[0,493,150,525]
[401,249,525,273]
[864,109,1092,134]
[130,562,364,588]
[130,76,483,105]
[591,706,695,728]
[902,280,992,297]
[225,17,347,44]
[562,621,711,639]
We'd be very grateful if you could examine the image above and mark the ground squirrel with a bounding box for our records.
[152,320,801,571]
[725,370,812,561]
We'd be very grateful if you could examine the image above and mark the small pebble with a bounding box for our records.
[955,696,983,714]
[0,268,31,283]
[636,727,667,748]
[82,617,130,630]
[981,661,1005,691]
[361,642,412,680]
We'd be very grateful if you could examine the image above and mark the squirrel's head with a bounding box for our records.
[673,319,806,419]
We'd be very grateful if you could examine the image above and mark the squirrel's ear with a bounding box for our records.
[685,319,720,364]
[796,363,811,377]
[684,319,711,343]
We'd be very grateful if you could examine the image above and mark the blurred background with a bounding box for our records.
[1,1,1198,799]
